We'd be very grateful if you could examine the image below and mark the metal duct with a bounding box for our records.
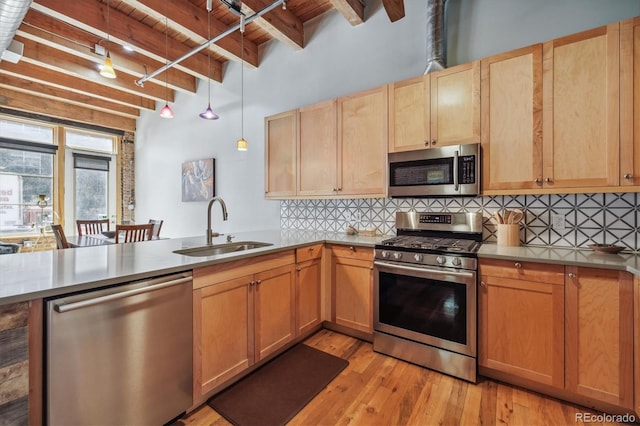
[424,0,447,74]
[0,0,32,61]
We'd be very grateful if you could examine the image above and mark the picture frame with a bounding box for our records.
[182,158,215,202]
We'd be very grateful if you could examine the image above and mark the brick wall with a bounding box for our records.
[120,132,135,225]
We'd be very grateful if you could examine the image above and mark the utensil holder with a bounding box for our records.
[497,224,520,246]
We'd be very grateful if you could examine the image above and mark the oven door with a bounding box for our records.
[373,260,476,357]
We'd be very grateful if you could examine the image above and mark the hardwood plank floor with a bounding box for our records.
[177,330,625,426]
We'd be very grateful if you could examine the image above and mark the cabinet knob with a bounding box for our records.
[424,140,429,146]
[545,177,553,183]
[349,246,355,252]
[431,139,436,146]
[534,178,542,184]
[256,279,262,285]
[249,280,255,286]
[624,173,633,179]
[568,272,576,278]
[296,267,301,272]
[480,281,487,287]
[514,262,522,268]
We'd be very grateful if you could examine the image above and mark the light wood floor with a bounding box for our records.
[177,330,624,426]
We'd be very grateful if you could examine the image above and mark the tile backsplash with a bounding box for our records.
[280,193,639,252]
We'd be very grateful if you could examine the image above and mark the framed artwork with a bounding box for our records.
[182,158,215,202]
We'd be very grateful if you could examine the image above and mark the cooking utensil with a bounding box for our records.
[509,209,524,224]
[588,244,625,254]
[502,210,511,224]
[493,211,503,224]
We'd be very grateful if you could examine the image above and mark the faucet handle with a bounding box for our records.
[209,231,221,238]
[226,234,234,242]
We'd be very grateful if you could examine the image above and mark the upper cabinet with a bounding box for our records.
[265,110,298,199]
[541,23,620,189]
[389,61,480,153]
[620,17,640,187]
[481,45,543,191]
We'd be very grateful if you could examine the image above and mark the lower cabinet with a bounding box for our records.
[295,244,323,336]
[329,244,373,336]
[479,259,634,412]
[193,251,296,401]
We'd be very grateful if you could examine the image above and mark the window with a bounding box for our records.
[66,130,114,153]
[73,154,110,221]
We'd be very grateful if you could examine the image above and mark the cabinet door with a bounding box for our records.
[481,45,543,191]
[479,269,564,388]
[542,24,620,188]
[337,86,388,197]
[254,264,296,361]
[193,275,252,399]
[388,76,430,152]
[620,17,640,187]
[296,258,322,335]
[265,110,298,198]
[565,267,633,409]
[430,61,480,147]
[332,247,373,334]
[298,100,338,196]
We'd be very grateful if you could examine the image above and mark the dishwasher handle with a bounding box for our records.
[53,273,192,313]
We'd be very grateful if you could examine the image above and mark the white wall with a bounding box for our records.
[135,0,640,238]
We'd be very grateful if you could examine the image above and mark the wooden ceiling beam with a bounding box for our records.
[242,0,304,50]
[121,0,259,67]
[30,0,222,82]
[13,36,173,103]
[381,0,405,22]
[0,87,136,132]
[328,0,364,26]
[0,74,140,119]
[19,9,198,94]
[0,61,156,111]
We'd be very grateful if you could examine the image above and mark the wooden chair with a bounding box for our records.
[148,219,164,238]
[51,224,70,249]
[76,219,110,236]
[115,224,154,243]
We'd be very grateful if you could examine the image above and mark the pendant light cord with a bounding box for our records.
[106,0,110,49]
[207,10,211,102]
[240,26,244,138]
[165,3,169,101]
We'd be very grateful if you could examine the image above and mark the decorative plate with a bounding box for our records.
[588,244,625,254]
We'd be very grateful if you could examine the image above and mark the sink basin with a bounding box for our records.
[173,241,273,257]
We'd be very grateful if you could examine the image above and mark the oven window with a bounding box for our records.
[389,158,454,186]
[378,271,467,345]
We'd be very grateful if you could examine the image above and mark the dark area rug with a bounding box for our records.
[207,343,348,426]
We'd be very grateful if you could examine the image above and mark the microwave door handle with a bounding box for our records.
[453,150,460,191]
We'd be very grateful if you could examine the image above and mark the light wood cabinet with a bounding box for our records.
[478,259,564,388]
[295,244,323,335]
[192,251,296,400]
[565,266,633,409]
[265,110,297,198]
[388,61,480,153]
[330,244,373,335]
[481,45,543,191]
[542,23,620,189]
[336,85,388,197]
[620,17,640,187]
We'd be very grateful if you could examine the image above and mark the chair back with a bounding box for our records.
[148,219,164,238]
[76,219,110,236]
[51,225,70,249]
[115,224,154,243]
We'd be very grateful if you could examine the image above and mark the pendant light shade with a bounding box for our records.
[160,103,174,118]
[236,137,248,151]
[199,4,219,120]
[199,105,219,120]
[100,52,116,79]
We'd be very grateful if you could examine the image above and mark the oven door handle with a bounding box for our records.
[453,149,460,192]
[374,260,475,279]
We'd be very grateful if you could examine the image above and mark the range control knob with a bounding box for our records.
[413,254,423,262]
[393,252,403,260]
[380,250,390,259]
[451,257,462,267]
[436,256,446,265]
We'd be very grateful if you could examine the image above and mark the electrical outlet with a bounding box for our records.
[551,214,565,231]
[355,211,362,224]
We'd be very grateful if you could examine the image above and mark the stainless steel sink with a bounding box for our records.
[173,241,273,257]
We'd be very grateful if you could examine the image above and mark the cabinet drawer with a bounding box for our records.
[296,244,323,263]
[479,258,564,285]
[330,244,373,261]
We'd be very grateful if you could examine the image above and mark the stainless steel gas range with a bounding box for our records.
[373,211,482,383]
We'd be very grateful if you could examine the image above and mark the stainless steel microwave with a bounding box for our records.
[388,143,480,197]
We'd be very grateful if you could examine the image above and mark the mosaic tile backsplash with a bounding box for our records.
[280,193,640,252]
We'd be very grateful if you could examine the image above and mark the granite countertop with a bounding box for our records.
[0,229,386,306]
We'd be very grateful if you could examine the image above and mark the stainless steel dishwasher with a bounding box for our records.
[46,272,193,425]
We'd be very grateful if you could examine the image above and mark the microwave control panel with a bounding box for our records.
[459,155,476,184]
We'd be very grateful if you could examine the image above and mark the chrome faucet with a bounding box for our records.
[206,197,228,245]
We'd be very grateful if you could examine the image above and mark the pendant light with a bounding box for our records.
[236,16,247,151]
[199,2,219,120]
[160,4,174,119]
[100,0,117,79]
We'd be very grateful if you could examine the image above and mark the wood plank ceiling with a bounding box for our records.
[0,0,405,132]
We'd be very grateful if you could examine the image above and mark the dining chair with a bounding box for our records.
[51,225,70,249]
[115,224,154,243]
[148,219,164,238]
[76,219,110,236]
